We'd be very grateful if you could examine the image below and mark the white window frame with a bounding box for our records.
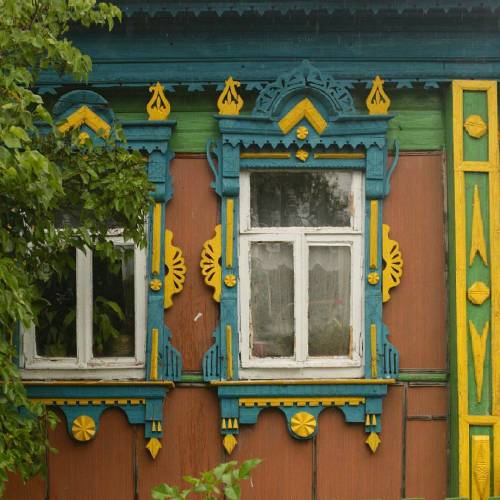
[20,233,147,380]
[239,170,364,379]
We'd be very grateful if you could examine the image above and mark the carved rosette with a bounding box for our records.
[200,225,222,302]
[382,224,403,303]
[164,230,187,309]
[71,415,96,442]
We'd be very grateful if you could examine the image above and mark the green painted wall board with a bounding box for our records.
[104,89,445,153]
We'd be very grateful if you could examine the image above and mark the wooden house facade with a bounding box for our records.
[5,1,500,499]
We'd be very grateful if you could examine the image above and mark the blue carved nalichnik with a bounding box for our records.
[202,61,399,450]
[25,90,181,449]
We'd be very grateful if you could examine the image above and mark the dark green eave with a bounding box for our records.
[115,0,500,18]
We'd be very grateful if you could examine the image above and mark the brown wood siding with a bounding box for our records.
[165,156,219,371]
[136,387,222,499]
[405,421,448,500]
[47,408,135,500]
[231,409,314,500]
[316,385,404,500]
[383,152,447,370]
[7,153,449,499]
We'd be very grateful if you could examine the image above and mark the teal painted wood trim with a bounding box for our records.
[36,9,500,95]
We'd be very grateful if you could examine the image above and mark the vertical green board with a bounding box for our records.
[463,91,488,162]
[465,172,492,415]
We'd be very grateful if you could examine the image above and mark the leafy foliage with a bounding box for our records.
[0,0,151,493]
[151,459,262,500]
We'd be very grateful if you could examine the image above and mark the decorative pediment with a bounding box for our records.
[252,60,355,118]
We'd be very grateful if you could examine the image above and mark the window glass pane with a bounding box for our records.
[308,246,351,357]
[93,245,135,357]
[250,242,294,358]
[36,248,77,357]
[250,171,352,227]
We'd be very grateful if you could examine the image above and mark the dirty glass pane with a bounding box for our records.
[250,242,294,358]
[93,245,135,357]
[36,248,77,357]
[308,246,351,357]
[250,171,352,227]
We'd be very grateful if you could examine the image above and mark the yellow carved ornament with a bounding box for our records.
[200,225,222,302]
[296,149,309,162]
[217,76,244,115]
[365,431,381,453]
[146,437,162,459]
[467,281,490,305]
[464,114,488,139]
[382,224,403,303]
[366,75,391,115]
[278,98,327,135]
[147,82,171,120]
[71,415,96,442]
[296,126,309,139]
[469,185,488,266]
[58,105,111,138]
[367,272,379,285]
[164,230,187,309]
[223,434,238,455]
[469,320,489,403]
[472,436,490,500]
[290,411,316,438]
[150,279,162,291]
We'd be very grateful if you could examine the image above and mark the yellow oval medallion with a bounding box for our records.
[290,411,316,438]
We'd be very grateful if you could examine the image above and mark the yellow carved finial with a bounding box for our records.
[147,82,171,120]
[365,431,381,453]
[366,75,391,115]
[146,437,162,459]
[217,76,244,115]
[222,434,237,455]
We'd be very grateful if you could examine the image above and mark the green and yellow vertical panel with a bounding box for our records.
[450,80,500,498]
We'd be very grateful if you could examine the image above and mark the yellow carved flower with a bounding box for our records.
[367,272,380,285]
[296,149,309,162]
[150,279,162,291]
[296,126,309,140]
[71,415,96,442]
[290,411,316,438]
[224,274,237,287]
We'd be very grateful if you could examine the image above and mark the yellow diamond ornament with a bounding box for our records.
[467,281,490,305]
[464,114,487,139]
[296,149,309,162]
[365,431,381,453]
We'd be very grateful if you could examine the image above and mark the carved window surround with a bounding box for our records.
[201,61,402,454]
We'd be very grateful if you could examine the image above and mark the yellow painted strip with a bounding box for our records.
[226,199,234,269]
[465,416,500,425]
[471,435,490,500]
[240,152,291,159]
[370,323,378,378]
[31,398,145,405]
[226,324,233,380]
[150,328,159,381]
[25,380,174,387]
[212,379,395,386]
[239,397,365,407]
[152,203,162,275]
[313,153,365,159]
[370,200,378,269]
